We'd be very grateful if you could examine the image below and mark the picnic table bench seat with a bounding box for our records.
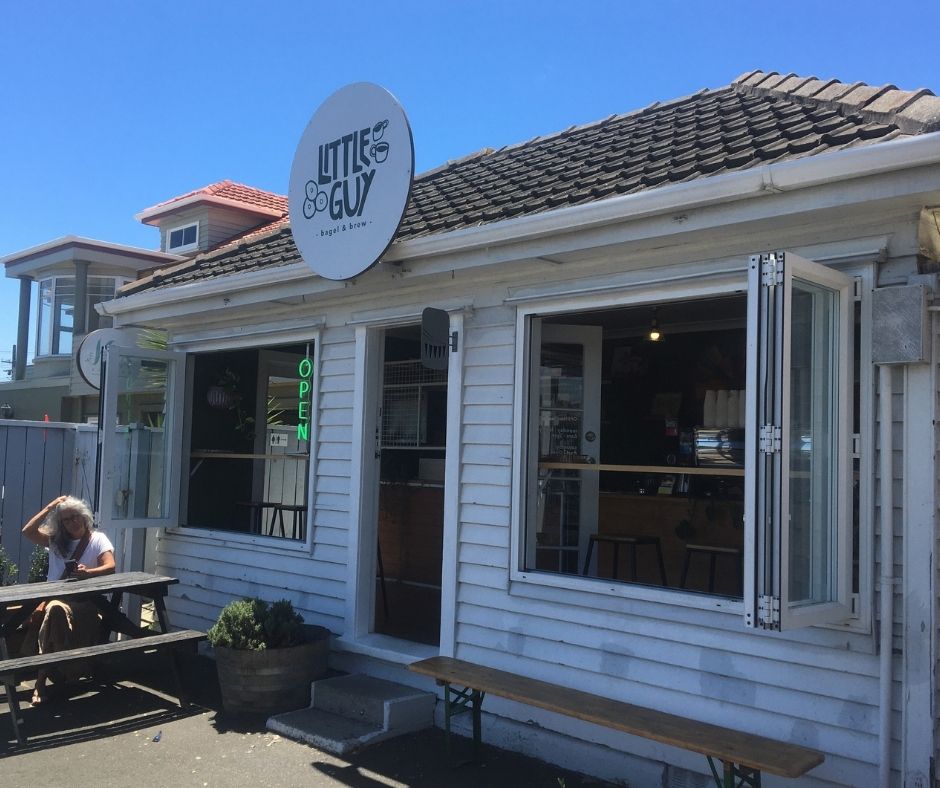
[1,629,205,744]
[409,656,823,788]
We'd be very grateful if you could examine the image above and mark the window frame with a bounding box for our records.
[509,255,863,629]
[166,221,200,253]
[98,343,186,531]
[746,252,854,630]
[170,331,321,554]
[509,268,750,614]
[35,274,125,358]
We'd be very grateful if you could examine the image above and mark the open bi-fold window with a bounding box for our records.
[518,252,854,630]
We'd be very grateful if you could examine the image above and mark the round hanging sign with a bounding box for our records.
[76,327,144,390]
[288,82,414,281]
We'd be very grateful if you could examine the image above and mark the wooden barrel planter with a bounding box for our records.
[214,624,330,715]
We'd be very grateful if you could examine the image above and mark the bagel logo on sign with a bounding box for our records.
[289,83,414,281]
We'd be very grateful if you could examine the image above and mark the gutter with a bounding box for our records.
[100,131,940,319]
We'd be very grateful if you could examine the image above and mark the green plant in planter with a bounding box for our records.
[207,597,304,651]
[209,597,329,715]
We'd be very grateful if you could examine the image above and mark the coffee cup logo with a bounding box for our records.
[371,142,389,163]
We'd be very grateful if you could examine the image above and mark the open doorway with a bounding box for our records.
[373,325,446,645]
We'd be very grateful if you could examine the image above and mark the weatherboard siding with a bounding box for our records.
[149,236,916,785]
[446,300,886,786]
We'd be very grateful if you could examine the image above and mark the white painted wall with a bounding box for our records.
[145,203,934,786]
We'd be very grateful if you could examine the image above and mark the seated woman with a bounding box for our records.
[21,495,115,704]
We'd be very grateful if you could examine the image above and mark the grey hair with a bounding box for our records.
[40,496,95,558]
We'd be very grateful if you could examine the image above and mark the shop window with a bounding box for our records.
[518,253,856,630]
[167,222,199,252]
[36,275,120,356]
[185,342,313,541]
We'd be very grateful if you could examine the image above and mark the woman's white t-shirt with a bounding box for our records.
[47,531,115,581]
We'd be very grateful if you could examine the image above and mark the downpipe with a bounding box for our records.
[878,364,894,788]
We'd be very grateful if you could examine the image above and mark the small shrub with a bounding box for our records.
[207,597,304,651]
[0,545,16,586]
[28,545,48,583]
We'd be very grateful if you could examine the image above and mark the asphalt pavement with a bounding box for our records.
[0,651,617,788]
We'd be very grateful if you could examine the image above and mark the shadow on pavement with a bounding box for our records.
[1,649,216,755]
[3,652,617,787]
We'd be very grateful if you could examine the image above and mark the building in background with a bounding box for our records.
[0,181,287,421]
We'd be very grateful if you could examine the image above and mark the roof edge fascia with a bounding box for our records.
[3,235,185,275]
[135,194,285,225]
[104,131,940,318]
[99,261,320,316]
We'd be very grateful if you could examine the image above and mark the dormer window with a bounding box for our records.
[167,222,199,252]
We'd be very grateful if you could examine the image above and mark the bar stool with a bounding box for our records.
[680,544,742,594]
[582,534,668,586]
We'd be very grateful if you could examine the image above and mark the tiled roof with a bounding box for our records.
[122,70,940,295]
[137,179,288,220]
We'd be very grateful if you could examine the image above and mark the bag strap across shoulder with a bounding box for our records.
[58,531,92,579]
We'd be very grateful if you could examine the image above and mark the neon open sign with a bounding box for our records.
[298,357,313,441]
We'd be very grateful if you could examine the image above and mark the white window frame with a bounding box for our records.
[98,343,186,530]
[166,221,200,253]
[170,329,321,555]
[746,252,854,630]
[509,253,859,629]
[509,267,749,614]
[35,274,125,358]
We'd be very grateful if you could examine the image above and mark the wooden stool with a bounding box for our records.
[583,534,668,585]
[680,544,742,594]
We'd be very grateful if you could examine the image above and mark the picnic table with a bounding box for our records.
[0,571,205,743]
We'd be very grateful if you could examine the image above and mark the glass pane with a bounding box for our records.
[530,340,586,574]
[788,279,838,605]
[86,277,118,334]
[186,345,313,540]
[36,279,53,355]
[183,224,197,245]
[54,277,75,355]
[110,355,171,520]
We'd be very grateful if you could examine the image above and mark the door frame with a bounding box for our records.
[348,314,464,653]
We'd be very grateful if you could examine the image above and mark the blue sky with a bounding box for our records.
[1,1,937,373]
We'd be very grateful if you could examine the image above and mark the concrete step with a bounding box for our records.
[267,706,385,756]
[267,673,435,755]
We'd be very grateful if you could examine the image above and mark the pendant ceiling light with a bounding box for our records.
[648,307,662,342]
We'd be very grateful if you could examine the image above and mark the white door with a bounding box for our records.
[527,323,602,575]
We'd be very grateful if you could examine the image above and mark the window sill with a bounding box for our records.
[168,524,311,553]
[509,567,744,614]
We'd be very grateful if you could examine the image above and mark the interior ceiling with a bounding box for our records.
[542,294,746,331]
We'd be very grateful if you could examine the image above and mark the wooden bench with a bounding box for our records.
[410,656,823,788]
[1,629,205,744]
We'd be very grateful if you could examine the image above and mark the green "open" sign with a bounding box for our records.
[297,357,313,441]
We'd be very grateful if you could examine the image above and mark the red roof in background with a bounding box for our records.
[139,179,287,218]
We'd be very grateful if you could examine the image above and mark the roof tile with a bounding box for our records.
[122,69,937,295]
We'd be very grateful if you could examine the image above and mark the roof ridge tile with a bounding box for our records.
[733,70,940,133]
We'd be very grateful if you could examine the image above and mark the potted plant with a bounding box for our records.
[207,597,330,715]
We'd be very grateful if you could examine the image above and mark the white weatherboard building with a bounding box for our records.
[90,71,940,786]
